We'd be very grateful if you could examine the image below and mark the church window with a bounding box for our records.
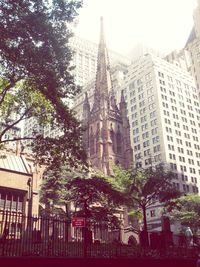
[96,124,100,153]
[110,123,115,152]
[116,127,122,154]
[90,127,95,155]
[110,130,115,153]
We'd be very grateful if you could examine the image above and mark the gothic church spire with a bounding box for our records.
[83,17,133,176]
[93,17,112,113]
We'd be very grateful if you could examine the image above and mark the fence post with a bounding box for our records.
[1,210,9,256]
[83,226,88,258]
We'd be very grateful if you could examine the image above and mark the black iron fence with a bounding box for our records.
[0,210,123,257]
[1,210,200,259]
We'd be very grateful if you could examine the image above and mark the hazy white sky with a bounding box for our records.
[74,0,197,55]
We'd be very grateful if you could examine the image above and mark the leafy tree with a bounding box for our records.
[40,166,126,225]
[66,176,126,225]
[0,0,87,169]
[107,164,180,233]
[40,166,87,216]
[164,194,200,230]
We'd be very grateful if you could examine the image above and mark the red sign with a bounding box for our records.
[72,217,85,227]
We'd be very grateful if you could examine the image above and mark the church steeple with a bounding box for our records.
[83,17,133,176]
[93,17,112,113]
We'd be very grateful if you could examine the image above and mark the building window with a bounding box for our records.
[158,72,164,78]
[151,127,158,135]
[144,149,150,156]
[153,145,160,153]
[180,165,187,172]
[151,119,157,126]
[143,140,150,148]
[0,191,24,213]
[149,103,155,110]
[152,136,159,144]
[150,210,156,217]
[170,163,177,170]
[183,184,189,193]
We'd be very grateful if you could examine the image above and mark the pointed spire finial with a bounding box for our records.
[120,90,126,103]
[83,92,90,108]
[99,16,105,45]
[92,16,112,113]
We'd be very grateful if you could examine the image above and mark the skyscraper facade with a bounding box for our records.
[184,0,200,91]
[0,111,21,151]
[123,54,200,194]
[69,36,130,86]
[122,53,200,230]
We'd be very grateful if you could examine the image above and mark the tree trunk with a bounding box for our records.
[142,205,148,232]
[65,203,68,217]
[140,205,149,248]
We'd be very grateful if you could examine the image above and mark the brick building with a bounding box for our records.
[0,147,43,216]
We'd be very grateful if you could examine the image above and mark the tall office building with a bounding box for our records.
[184,0,200,91]
[0,124,21,151]
[69,36,130,86]
[23,118,43,148]
[127,43,164,61]
[165,49,192,71]
[164,1,200,95]
[121,54,200,230]
[123,53,200,192]
[193,0,200,38]
[0,111,22,151]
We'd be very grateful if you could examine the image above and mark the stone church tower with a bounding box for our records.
[82,17,133,175]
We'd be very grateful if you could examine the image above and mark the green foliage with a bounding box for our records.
[128,164,180,206]
[0,0,87,169]
[128,209,143,220]
[40,167,69,211]
[67,176,125,209]
[107,164,180,231]
[0,79,54,126]
[66,176,126,223]
[40,165,87,210]
[106,165,131,193]
[40,167,126,223]
[165,194,200,228]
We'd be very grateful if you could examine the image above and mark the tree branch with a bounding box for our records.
[0,77,22,106]
[0,83,12,107]
[130,196,143,207]
[0,107,32,140]
[0,136,36,144]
